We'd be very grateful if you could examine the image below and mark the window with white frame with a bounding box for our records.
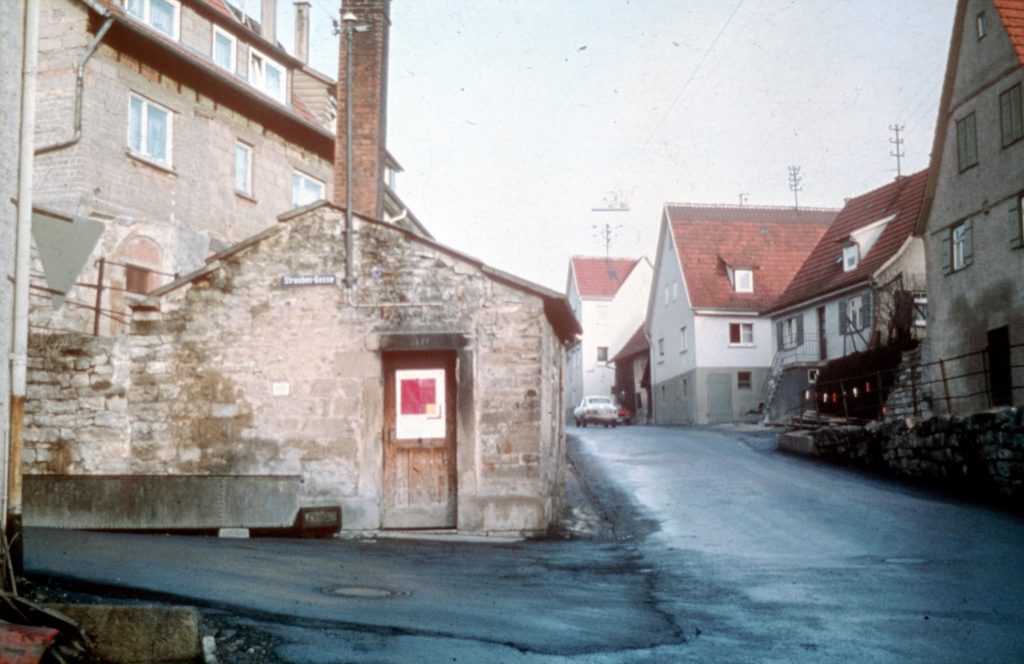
[952,219,973,271]
[679,326,687,353]
[292,171,325,207]
[737,371,752,390]
[734,268,753,293]
[1012,193,1024,248]
[212,26,236,72]
[913,293,927,327]
[728,322,754,346]
[807,369,819,384]
[957,112,978,172]
[249,50,286,103]
[783,316,799,347]
[842,243,859,271]
[234,142,252,196]
[1000,83,1023,148]
[125,0,180,39]
[128,93,172,166]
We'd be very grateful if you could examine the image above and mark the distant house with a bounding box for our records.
[646,205,836,424]
[611,325,650,422]
[915,0,1024,413]
[565,256,652,419]
[763,171,929,421]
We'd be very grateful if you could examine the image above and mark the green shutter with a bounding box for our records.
[838,299,848,334]
[861,290,873,330]
[796,315,804,346]
[941,234,952,274]
[776,320,784,351]
[963,218,974,266]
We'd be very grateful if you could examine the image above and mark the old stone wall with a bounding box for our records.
[24,207,568,535]
[784,408,1024,505]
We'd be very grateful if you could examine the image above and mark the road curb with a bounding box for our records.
[45,604,202,663]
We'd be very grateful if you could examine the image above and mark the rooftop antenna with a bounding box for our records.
[787,166,802,209]
[591,191,627,258]
[591,190,630,212]
[889,124,905,178]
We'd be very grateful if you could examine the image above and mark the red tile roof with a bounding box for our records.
[768,170,928,314]
[570,256,641,298]
[612,325,648,362]
[666,205,836,311]
[996,0,1024,64]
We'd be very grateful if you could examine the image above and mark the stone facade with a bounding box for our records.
[23,205,575,536]
[781,408,1024,506]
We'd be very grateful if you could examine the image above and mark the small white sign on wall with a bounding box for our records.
[395,369,446,440]
[272,382,290,397]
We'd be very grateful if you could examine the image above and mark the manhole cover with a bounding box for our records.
[319,586,409,598]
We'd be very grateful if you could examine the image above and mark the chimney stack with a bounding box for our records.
[261,0,277,46]
[335,0,390,220]
[294,1,310,64]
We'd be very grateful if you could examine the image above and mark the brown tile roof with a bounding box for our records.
[768,170,928,315]
[570,256,641,298]
[612,325,648,362]
[996,0,1024,64]
[666,206,836,311]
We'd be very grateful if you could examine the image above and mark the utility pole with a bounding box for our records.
[787,166,802,210]
[889,124,905,178]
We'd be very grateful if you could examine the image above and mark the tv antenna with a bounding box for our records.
[591,190,630,212]
[889,124,905,178]
[787,166,802,209]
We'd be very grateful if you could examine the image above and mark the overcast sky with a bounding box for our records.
[274,0,957,291]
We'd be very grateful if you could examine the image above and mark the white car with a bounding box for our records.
[573,396,619,428]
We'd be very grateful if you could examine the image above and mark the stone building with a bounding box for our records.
[29,0,425,336]
[22,0,580,536]
[916,0,1024,414]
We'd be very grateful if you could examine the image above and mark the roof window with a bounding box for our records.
[126,0,181,40]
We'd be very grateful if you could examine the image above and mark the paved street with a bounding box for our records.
[26,425,1024,663]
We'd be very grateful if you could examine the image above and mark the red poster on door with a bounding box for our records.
[395,369,445,439]
[400,378,437,415]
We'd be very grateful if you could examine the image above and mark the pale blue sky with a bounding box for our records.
[274,1,956,291]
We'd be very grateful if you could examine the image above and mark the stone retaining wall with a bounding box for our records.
[781,407,1024,506]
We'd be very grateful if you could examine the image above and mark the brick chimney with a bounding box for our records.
[261,0,277,45]
[293,1,310,64]
[334,0,390,220]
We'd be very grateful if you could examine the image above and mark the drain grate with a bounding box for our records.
[319,586,409,598]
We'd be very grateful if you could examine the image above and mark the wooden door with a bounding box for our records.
[382,351,457,529]
[706,373,733,423]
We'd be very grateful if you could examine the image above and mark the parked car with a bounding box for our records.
[616,405,633,425]
[573,396,618,427]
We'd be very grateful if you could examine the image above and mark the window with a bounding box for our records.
[663,285,670,307]
[737,371,752,390]
[212,26,236,72]
[292,171,325,207]
[842,243,859,271]
[839,293,872,333]
[682,378,688,397]
[913,293,927,327]
[128,94,172,166]
[807,369,819,384]
[1000,84,1023,147]
[672,281,680,302]
[952,219,973,271]
[1012,193,1024,248]
[779,315,803,349]
[126,0,180,39]
[657,337,665,360]
[679,326,687,353]
[957,113,978,172]
[125,265,153,294]
[976,12,987,39]
[249,50,286,103]
[234,142,252,196]
[597,347,608,362]
[729,322,754,346]
[734,268,753,293]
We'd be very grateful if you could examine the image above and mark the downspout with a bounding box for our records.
[343,13,355,288]
[35,5,114,156]
[8,0,40,577]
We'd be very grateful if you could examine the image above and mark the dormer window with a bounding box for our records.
[126,0,181,40]
[734,268,753,293]
[212,26,237,72]
[842,243,859,271]
[249,50,286,103]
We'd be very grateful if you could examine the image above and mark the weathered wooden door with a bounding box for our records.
[382,351,457,529]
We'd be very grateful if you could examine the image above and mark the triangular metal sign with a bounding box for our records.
[30,206,105,310]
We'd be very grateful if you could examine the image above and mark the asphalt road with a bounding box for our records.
[26,425,1024,663]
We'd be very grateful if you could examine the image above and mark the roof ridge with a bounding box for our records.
[665,202,841,212]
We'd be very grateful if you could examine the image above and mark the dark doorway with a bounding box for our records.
[988,326,1012,407]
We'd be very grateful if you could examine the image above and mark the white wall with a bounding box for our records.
[695,315,775,367]
[648,223,695,386]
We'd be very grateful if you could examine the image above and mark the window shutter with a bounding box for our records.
[1002,90,1013,146]
[1011,197,1023,248]
[838,299,848,334]
[776,320,784,351]
[861,290,873,330]
[941,234,951,274]
[963,218,974,267]
[796,315,804,346]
